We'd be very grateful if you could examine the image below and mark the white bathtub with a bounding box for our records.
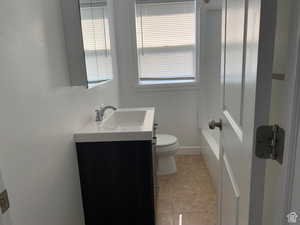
[201,129,220,192]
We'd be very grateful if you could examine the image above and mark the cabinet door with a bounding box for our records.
[77,142,115,224]
[76,141,155,225]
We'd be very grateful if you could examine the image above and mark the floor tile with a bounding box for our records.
[157,155,217,225]
[158,198,173,214]
[173,212,217,225]
[157,213,174,225]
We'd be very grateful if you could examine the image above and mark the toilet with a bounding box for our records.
[156,134,179,175]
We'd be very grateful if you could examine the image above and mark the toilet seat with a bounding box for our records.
[157,134,178,147]
[156,134,179,155]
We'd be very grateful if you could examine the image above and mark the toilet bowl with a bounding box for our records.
[156,134,179,175]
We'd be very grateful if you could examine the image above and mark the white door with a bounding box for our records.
[212,0,277,225]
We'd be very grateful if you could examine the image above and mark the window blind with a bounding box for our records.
[136,0,194,4]
[135,0,196,80]
[80,1,113,84]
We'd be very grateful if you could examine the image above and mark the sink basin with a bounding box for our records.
[102,110,146,130]
[74,107,155,143]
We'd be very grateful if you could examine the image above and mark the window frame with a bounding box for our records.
[129,0,204,90]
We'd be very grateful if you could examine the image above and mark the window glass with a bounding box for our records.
[135,0,196,82]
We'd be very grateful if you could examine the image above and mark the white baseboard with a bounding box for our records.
[176,146,204,155]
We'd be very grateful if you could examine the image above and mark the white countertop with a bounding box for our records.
[74,107,155,143]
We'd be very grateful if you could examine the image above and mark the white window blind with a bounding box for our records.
[135,0,196,81]
[80,0,113,85]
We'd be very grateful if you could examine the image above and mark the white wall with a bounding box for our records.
[199,9,221,147]
[199,9,221,191]
[0,1,119,225]
[119,89,202,147]
[113,0,204,147]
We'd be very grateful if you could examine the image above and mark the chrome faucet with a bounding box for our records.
[96,105,117,122]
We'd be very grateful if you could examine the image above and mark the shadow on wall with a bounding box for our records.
[0,1,119,225]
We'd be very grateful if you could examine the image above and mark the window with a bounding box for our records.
[80,0,113,87]
[135,0,197,85]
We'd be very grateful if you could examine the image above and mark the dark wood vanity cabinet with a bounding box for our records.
[76,137,157,225]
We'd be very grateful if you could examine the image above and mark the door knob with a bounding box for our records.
[209,119,222,130]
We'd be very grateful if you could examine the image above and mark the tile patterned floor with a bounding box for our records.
[157,155,217,225]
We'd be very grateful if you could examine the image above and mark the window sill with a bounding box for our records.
[134,79,200,92]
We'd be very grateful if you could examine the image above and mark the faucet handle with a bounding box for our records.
[100,103,105,110]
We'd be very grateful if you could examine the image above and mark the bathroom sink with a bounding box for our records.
[74,108,155,142]
[102,110,146,130]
